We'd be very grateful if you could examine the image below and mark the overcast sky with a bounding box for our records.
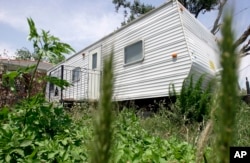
[0,0,167,57]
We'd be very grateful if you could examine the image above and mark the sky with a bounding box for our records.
[0,0,169,57]
[0,0,250,88]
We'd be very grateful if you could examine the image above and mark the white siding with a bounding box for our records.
[101,1,191,100]
[178,3,220,86]
[47,0,221,102]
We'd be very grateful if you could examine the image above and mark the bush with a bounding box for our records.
[176,75,213,123]
[0,95,88,162]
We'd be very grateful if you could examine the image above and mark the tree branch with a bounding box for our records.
[211,0,228,34]
[239,39,250,56]
[235,25,250,47]
[195,7,204,18]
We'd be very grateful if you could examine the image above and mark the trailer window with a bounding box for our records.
[124,40,143,65]
[49,83,54,92]
[92,53,97,69]
[72,67,81,82]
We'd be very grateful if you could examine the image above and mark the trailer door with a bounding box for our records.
[88,46,101,100]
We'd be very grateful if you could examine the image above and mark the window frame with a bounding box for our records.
[49,83,54,92]
[92,53,97,70]
[72,67,81,82]
[124,40,144,66]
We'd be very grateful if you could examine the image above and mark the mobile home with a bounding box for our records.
[47,0,220,102]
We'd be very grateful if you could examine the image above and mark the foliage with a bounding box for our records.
[0,99,199,163]
[27,18,75,64]
[0,65,48,107]
[112,109,196,163]
[179,0,219,18]
[233,102,250,146]
[15,47,39,61]
[112,0,154,25]
[176,75,213,123]
[1,96,250,162]
[0,95,88,162]
[113,0,219,26]
[2,65,35,92]
[26,18,75,97]
[45,76,72,90]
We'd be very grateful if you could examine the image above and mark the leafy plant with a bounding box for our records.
[112,109,196,163]
[2,65,35,92]
[176,75,213,123]
[0,95,88,162]
[26,18,75,97]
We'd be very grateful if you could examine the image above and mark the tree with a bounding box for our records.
[113,0,154,25]
[112,0,250,55]
[26,18,75,97]
[27,18,74,65]
[113,0,218,24]
[179,0,219,18]
[15,47,39,60]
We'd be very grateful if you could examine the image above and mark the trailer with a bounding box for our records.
[46,0,220,103]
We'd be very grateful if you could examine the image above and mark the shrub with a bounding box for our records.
[0,95,88,162]
[176,75,213,123]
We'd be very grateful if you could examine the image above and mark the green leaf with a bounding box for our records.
[10,149,24,157]
[45,76,71,89]
[61,139,67,146]
[64,129,70,133]
[20,140,33,147]
[27,18,39,40]
[5,154,11,162]
[28,148,38,160]
[48,152,58,159]
[62,151,69,161]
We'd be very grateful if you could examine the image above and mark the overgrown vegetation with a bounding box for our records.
[177,75,213,123]
[1,98,249,162]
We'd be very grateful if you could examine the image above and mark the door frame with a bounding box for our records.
[88,46,101,100]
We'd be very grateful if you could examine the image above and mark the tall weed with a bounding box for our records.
[213,10,238,163]
[90,52,114,163]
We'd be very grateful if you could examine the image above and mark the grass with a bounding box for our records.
[234,102,250,146]
[72,102,250,162]
[139,101,250,147]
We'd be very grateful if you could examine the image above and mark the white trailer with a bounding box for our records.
[47,0,220,102]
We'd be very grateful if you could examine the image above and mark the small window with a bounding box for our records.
[49,83,54,92]
[124,40,143,65]
[72,67,81,82]
[92,53,97,69]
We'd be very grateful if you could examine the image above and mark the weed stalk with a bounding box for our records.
[90,52,114,163]
[215,10,238,163]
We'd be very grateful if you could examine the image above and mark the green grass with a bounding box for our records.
[234,102,250,146]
